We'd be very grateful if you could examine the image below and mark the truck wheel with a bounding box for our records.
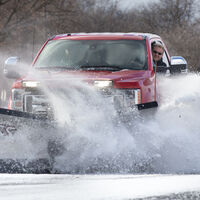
[47,139,65,173]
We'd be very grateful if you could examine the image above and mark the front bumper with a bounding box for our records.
[11,87,141,118]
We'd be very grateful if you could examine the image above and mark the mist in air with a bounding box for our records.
[1,70,200,174]
[44,73,200,174]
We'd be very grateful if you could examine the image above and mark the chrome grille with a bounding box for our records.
[24,94,52,116]
[22,88,137,116]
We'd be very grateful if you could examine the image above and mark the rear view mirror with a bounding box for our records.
[4,57,21,79]
[170,56,188,74]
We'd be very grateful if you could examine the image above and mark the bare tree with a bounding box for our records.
[0,0,200,71]
[135,0,196,32]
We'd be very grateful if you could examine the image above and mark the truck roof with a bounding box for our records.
[50,32,161,41]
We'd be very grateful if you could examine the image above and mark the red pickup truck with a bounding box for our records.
[0,32,188,173]
[3,32,187,118]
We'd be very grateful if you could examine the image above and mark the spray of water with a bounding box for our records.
[41,72,200,174]
[147,73,200,173]
[42,75,139,173]
[1,70,200,174]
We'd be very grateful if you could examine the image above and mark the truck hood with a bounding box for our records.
[22,69,149,83]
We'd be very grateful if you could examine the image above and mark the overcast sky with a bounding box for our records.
[117,0,159,9]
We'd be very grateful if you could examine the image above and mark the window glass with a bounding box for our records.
[34,39,148,70]
[162,52,170,67]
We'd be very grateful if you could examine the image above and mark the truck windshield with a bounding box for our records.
[34,39,147,70]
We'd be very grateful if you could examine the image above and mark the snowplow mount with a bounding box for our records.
[0,108,47,120]
[137,101,158,110]
[0,108,49,136]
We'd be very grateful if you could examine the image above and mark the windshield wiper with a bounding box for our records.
[36,65,141,71]
[79,65,140,71]
[35,66,78,70]
[79,65,126,71]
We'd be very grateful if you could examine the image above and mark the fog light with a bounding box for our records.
[135,89,141,104]
[94,80,113,88]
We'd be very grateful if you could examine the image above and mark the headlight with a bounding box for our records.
[94,80,113,88]
[22,81,40,88]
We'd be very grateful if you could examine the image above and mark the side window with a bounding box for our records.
[162,52,170,67]
[151,40,170,67]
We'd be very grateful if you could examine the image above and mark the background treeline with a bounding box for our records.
[0,0,200,70]
[0,0,199,107]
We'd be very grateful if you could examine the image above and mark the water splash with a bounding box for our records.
[43,73,200,174]
[1,72,200,174]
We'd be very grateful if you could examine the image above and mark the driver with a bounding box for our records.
[152,41,166,67]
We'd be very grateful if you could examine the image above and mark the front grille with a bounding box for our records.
[23,94,52,117]
[22,88,137,117]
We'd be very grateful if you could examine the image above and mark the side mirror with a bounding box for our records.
[4,57,21,79]
[170,56,188,74]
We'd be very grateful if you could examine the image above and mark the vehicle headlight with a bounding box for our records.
[22,81,40,88]
[94,80,113,88]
